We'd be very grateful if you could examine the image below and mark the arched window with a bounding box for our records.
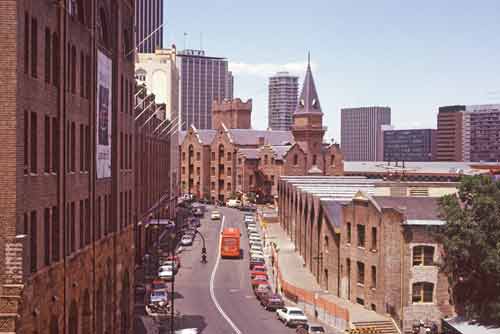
[330,154,335,166]
[412,282,434,303]
[293,154,298,166]
[264,155,268,165]
[135,69,147,82]
[412,246,434,266]
[312,154,317,165]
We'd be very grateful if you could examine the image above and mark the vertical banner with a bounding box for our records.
[96,51,112,179]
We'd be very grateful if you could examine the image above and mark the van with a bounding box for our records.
[221,227,241,258]
[226,199,242,208]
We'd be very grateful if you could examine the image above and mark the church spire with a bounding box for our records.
[296,53,322,114]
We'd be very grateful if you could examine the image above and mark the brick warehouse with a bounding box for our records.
[277,177,456,333]
[0,1,174,333]
[179,62,344,202]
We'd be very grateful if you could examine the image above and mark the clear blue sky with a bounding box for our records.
[164,0,500,141]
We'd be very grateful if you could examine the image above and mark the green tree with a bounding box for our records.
[438,175,500,324]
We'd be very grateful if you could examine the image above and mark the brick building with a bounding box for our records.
[179,62,344,202]
[277,177,456,333]
[436,105,465,161]
[0,1,173,333]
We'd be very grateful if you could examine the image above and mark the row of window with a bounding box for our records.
[26,190,133,273]
[120,132,133,170]
[346,223,378,251]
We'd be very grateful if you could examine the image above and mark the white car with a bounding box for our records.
[244,215,255,223]
[250,244,263,252]
[250,250,265,257]
[277,307,308,327]
[181,235,194,246]
[149,289,168,305]
[158,266,174,281]
[248,231,261,239]
[211,210,221,220]
[247,227,258,234]
[226,199,242,208]
[246,223,257,229]
[249,235,261,243]
[249,240,263,248]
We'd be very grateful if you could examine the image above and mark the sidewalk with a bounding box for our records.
[264,222,390,332]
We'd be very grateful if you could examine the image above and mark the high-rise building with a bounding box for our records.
[135,0,164,53]
[436,105,465,161]
[136,47,181,203]
[176,49,231,130]
[383,129,436,162]
[268,72,299,131]
[341,107,391,161]
[463,104,500,162]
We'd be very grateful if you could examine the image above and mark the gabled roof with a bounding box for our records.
[295,55,322,114]
[227,129,293,146]
[373,196,442,221]
[181,125,216,145]
[270,145,292,160]
[239,148,259,160]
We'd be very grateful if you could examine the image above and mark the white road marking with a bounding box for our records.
[209,215,243,334]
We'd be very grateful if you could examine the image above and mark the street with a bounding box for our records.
[172,206,297,334]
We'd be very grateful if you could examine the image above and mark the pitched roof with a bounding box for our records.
[239,148,259,160]
[197,129,217,144]
[227,129,293,146]
[295,56,322,114]
[373,196,442,220]
[270,145,292,160]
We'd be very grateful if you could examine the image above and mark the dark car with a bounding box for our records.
[260,292,285,311]
[189,217,201,228]
[254,284,272,300]
[296,324,326,334]
[192,207,204,217]
[249,256,266,270]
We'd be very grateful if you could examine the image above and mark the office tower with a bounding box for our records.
[268,72,299,131]
[341,107,391,161]
[226,71,234,100]
[383,129,436,162]
[135,0,164,53]
[462,104,500,162]
[436,105,465,161]
[177,49,231,130]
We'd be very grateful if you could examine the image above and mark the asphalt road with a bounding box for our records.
[173,205,297,334]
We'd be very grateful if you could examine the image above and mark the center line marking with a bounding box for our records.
[209,215,243,334]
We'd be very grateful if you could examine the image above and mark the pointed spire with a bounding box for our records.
[296,53,322,114]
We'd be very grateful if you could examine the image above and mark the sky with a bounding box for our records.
[163,0,500,141]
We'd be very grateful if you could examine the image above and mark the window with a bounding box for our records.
[293,154,298,166]
[181,167,185,175]
[371,266,377,288]
[182,152,186,161]
[52,206,59,261]
[227,183,231,191]
[30,210,37,273]
[30,112,37,173]
[85,55,90,97]
[356,298,365,306]
[44,28,51,83]
[52,33,60,87]
[104,195,108,236]
[371,227,377,250]
[238,158,242,165]
[52,117,59,173]
[357,224,365,248]
[196,152,201,161]
[31,17,38,77]
[79,200,84,248]
[120,75,124,112]
[271,175,275,185]
[357,262,365,285]
[70,45,76,93]
[264,155,268,165]
[80,51,85,97]
[211,152,215,161]
[249,175,253,186]
[346,222,351,244]
[211,182,215,190]
[324,235,329,250]
[227,152,232,161]
[211,167,215,176]
[120,192,123,230]
[196,167,200,175]
[70,202,75,252]
[330,155,335,166]
[312,154,317,165]
[70,122,76,172]
[44,208,50,266]
[96,197,101,240]
[238,175,242,185]
[44,116,50,173]
[413,246,434,266]
[80,124,84,171]
[120,132,124,169]
[412,282,434,303]
[24,110,29,172]
[24,12,29,74]
[227,167,231,176]
[85,125,90,171]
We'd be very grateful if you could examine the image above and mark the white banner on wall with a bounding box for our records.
[96,51,112,179]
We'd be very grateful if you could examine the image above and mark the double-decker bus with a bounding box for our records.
[220,227,241,258]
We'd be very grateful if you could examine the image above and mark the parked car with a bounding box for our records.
[151,280,168,291]
[249,240,263,249]
[211,210,221,220]
[296,324,326,333]
[161,260,179,273]
[254,283,272,300]
[244,214,255,224]
[250,265,267,278]
[260,292,285,311]
[158,266,174,281]
[226,199,242,208]
[277,307,308,327]
[181,235,194,246]
[240,204,256,212]
[249,235,262,244]
[249,256,266,270]
[189,217,201,228]
[250,250,265,258]
[250,244,263,252]
[149,289,169,305]
[247,226,258,233]
[192,207,204,217]
[166,255,181,269]
[251,274,269,288]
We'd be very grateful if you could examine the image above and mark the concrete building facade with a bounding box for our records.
[462,104,500,162]
[268,72,299,131]
[436,105,465,162]
[383,129,436,162]
[135,0,164,53]
[0,2,172,333]
[176,49,231,130]
[341,107,391,161]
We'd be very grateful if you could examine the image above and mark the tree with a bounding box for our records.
[438,175,500,324]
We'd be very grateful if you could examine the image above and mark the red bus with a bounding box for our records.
[221,227,241,258]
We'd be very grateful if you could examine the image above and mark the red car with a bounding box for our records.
[251,271,269,280]
[250,265,267,278]
[251,274,269,288]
